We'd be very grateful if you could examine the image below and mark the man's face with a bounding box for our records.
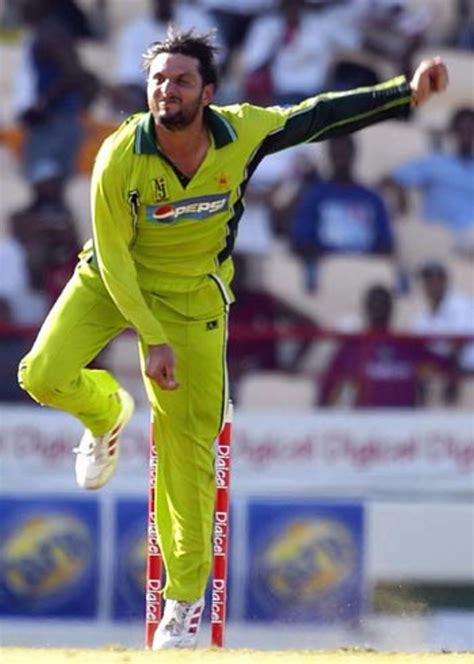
[147,53,214,131]
[421,273,447,304]
[365,290,392,328]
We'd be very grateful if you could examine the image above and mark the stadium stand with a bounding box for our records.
[0,0,472,410]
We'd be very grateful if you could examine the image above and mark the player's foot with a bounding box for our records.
[152,598,204,650]
[74,388,134,490]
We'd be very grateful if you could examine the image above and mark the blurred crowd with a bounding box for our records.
[0,0,473,408]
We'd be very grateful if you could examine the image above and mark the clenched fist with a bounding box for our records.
[146,343,179,391]
[410,57,449,107]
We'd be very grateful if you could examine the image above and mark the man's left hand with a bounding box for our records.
[410,57,449,108]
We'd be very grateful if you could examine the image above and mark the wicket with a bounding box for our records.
[144,402,234,649]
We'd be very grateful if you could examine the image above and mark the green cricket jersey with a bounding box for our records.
[85,76,412,345]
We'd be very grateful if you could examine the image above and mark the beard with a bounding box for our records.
[152,92,204,131]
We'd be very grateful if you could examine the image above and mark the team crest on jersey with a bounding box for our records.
[216,173,230,190]
[146,193,230,224]
[152,176,169,202]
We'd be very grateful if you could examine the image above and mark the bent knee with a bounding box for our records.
[18,353,59,404]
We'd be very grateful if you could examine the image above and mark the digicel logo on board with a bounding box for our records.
[146,193,230,224]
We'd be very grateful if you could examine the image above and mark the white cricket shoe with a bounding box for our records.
[74,389,134,490]
[152,598,204,650]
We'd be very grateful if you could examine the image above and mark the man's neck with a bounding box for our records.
[155,115,207,155]
[428,290,447,313]
[330,171,353,185]
[154,115,210,178]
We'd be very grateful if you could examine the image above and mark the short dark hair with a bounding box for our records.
[418,261,447,280]
[143,28,219,88]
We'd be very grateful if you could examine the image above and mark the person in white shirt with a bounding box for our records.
[197,0,275,72]
[239,0,365,106]
[411,261,474,400]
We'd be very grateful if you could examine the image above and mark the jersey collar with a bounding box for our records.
[134,106,237,155]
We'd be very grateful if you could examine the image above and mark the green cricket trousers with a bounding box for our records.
[18,259,229,602]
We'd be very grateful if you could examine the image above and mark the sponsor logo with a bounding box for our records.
[211,578,226,623]
[213,511,228,557]
[146,193,230,224]
[0,512,93,608]
[255,518,355,606]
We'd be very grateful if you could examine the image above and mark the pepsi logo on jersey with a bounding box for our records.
[146,193,230,224]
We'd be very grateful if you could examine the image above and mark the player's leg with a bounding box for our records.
[139,308,228,648]
[18,260,133,487]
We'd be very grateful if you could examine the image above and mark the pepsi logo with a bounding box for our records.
[152,205,174,220]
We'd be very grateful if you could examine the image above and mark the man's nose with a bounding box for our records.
[161,78,176,95]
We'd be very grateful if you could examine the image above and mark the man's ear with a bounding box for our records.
[202,83,215,106]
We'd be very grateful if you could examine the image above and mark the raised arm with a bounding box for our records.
[250,57,449,159]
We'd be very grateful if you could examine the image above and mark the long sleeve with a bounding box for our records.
[90,139,168,346]
[256,76,413,157]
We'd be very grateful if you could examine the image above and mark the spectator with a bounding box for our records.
[411,262,474,400]
[291,135,394,292]
[327,0,430,91]
[319,284,452,408]
[197,0,275,73]
[240,0,364,106]
[10,164,81,306]
[356,0,430,77]
[111,0,215,116]
[383,107,474,250]
[15,0,100,199]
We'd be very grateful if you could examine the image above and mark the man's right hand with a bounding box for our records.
[145,344,179,390]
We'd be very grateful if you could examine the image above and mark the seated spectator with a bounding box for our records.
[411,261,474,401]
[357,0,430,76]
[110,0,216,116]
[319,285,452,408]
[382,107,474,250]
[240,0,364,106]
[197,0,275,74]
[228,254,315,402]
[10,163,81,305]
[291,135,394,292]
[15,0,100,199]
[328,0,430,90]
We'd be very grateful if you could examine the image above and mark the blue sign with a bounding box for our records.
[0,496,100,617]
[245,499,365,623]
[113,498,148,621]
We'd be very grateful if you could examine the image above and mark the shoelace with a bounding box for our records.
[73,434,108,462]
[163,602,200,636]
